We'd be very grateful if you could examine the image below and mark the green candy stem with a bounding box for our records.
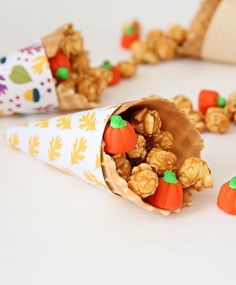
[110,115,127,129]
[162,171,178,184]
[102,60,112,70]
[229,176,236,190]
[56,67,69,80]
[125,27,135,36]
[217,96,226,108]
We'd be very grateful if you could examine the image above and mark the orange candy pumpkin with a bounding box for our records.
[146,171,183,211]
[102,60,121,86]
[198,89,226,114]
[121,27,140,49]
[103,115,137,155]
[48,51,72,80]
[217,177,236,215]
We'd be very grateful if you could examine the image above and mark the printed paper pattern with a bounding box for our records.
[5,105,118,189]
[0,42,58,115]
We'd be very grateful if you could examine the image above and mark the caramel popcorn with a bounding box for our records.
[77,74,100,102]
[205,107,230,134]
[182,188,193,207]
[117,60,137,78]
[131,41,159,64]
[131,108,162,136]
[145,29,164,52]
[171,95,193,114]
[113,154,131,181]
[60,30,84,58]
[178,157,213,191]
[168,25,187,45]
[71,51,90,74]
[128,163,158,198]
[147,131,174,150]
[146,148,177,176]
[188,111,206,133]
[226,92,236,119]
[156,38,177,60]
[127,134,147,160]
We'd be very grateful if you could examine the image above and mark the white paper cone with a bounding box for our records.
[5,104,119,189]
[0,41,58,116]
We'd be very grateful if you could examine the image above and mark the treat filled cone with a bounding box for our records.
[6,96,204,215]
[0,23,108,117]
[179,0,236,64]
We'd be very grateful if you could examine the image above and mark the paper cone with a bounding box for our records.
[6,96,204,215]
[0,42,58,116]
[179,0,236,64]
[0,23,107,117]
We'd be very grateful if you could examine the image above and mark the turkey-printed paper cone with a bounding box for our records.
[6,96,204,215]
[0,42,58,116]
[0,23,109,117]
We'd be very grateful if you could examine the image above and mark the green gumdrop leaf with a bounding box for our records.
[9,65,32,84]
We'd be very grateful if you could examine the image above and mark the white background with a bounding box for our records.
[0,0,236,284]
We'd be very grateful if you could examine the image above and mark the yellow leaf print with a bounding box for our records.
[32,55,49,74]
[71,137,87,165]
[22,122,29,128]
[35,119,49,128]
[56,114,72,130]
[48,136,62,161]
[28,135,40,156]
[9,133,19,149]
[83,171,107,189]
[78,113,96,131]
[95,151,101,169]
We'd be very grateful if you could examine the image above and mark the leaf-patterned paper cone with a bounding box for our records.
[6,96,204,215]
[0,42,58,116]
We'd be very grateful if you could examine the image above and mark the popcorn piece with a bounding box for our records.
[145,29,164,52]
[171,95,193,114]
[122,20,141,36]
[128,163,158,198]
[131,108,162,136]
[117,60,137,78]
[146,148,177,176]
[156,38,177,60]
[168,25,187,45]
[127,134,147,160]
[147,131,174,150]
[226,92,236,119]
[182,188,193,207]
[113,154,132,181]
[60,30,84,58]
[131,41,159,64]
[71,51,90,74]
[205,107,230,134]
[188,111,206,133]
[178,157,213,191]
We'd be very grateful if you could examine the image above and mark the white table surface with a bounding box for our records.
[0,0,236,284]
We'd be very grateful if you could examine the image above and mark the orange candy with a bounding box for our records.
[217,177,236,215]
[102,61,121,86]
[121,27,139,49]
[198,89,226,114]
[48,51,72,79]
[103,115,137,155]
[146,171,183,211]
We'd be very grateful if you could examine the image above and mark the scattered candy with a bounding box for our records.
[217,177,236,215]
[121,27,140,49]
[198,89,226,115]
[146,171,183,211]
[102,60,121,86]
[48,51,71,81]
[103,115,137,155]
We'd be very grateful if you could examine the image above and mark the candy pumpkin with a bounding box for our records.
[217,177,236,215]
[102,60,121,86]
[121,27,140,49]
[146,171,183,211]
[198,89,226,115]
[48,51,72,80]
[103,115,137,155]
